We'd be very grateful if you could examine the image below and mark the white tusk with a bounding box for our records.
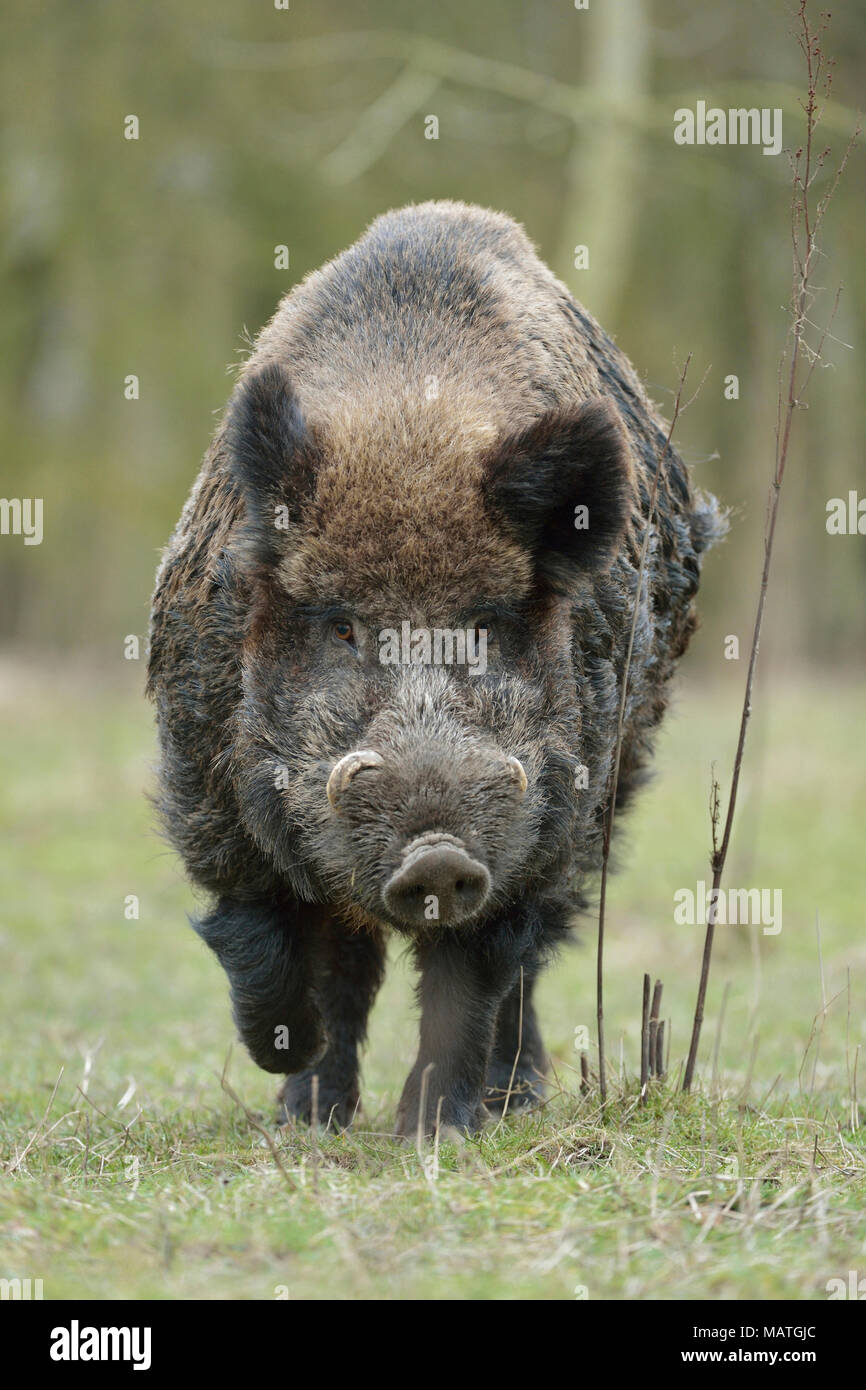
[326,749,384,811]
[506,755,528,796]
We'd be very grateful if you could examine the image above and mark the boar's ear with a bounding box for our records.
[482,398,633,589]
[225,362,321,564]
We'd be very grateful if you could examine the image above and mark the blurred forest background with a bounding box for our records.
[0,0,863,668]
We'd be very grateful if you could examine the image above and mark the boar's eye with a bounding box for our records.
[469,620,494,655]
[332,620,355,645]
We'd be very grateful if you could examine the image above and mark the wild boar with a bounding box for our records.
[147,201,722,1136]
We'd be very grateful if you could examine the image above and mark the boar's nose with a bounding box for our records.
[326,749,384,812]
[383,836,491,928]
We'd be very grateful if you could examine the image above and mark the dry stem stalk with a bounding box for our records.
[682,2,859,1091]
[649,979,664,1077]
[640,973,651,1104]
[220,1052,297,1194]
[655,1020,666,1079]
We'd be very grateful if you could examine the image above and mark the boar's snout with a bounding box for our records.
[325,743,529,926]
[383,833,491,928]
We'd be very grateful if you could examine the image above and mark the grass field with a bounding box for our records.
[1,660,864,1301]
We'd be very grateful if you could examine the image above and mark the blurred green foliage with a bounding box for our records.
[1,0,863,665]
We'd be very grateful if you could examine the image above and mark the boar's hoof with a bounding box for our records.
[277,1072,360,1131]
[394,1097,484,1142]
[383,838,491,927]
[326,748,384,812]
[483,1062,546,1115]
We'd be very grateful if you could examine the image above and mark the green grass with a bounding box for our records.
[1,659,864,1300]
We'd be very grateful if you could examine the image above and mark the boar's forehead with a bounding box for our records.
[277,393,534,612]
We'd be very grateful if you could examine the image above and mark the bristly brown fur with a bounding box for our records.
[147,201,724,1136]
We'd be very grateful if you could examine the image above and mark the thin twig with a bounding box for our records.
[201,32,860,136]
[682,1,858,1090]
[810,914,826,1097]
[655,1020,666,1080]
[7,1066,65,1175]
[649,980,663,1077]
[310,1073,320,1193]
[416,1062,435,1156]
[640,973,651,1105]
[219,1051,297,1194]
[498,967,525,1126]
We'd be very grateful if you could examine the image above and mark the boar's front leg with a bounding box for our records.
[194,896,326,1074]
[278,918,386,1129]
[396,925,538,1139]
[484,973,548,1114]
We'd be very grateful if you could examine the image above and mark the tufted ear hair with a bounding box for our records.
[482,397,634,591]
[225,363,322,565]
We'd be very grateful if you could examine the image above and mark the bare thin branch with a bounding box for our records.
[683,3,858,1091]
[220,1051,298,1194]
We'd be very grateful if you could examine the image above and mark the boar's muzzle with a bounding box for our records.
[325,743,529,927]
[383,832,491,928]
